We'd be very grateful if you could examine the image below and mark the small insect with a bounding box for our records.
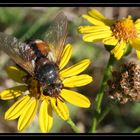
[0,12,67,100]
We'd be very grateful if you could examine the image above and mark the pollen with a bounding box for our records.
[27,78,41,99]
[111,16,137,42]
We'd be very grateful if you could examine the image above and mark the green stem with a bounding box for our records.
[90,55,116,133]
[97,105,111,125]
[90,105,111,133]
[67,118,81,133]
[132,126,140,133]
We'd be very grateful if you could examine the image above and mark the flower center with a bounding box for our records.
[24,75,63,99]
[111,16,137,42]
[27,77,42,99]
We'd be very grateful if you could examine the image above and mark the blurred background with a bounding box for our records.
[0,7,140,133]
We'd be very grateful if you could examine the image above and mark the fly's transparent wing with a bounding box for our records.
[44,12,68,64]
[0,32,35,75]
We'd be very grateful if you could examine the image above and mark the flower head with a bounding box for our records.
[78,9,140,60]
[0,44,93,133]
[107,61,140,104]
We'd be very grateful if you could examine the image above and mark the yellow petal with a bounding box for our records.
[137,32,140,37]
[50,98,69,120]
[78,25,111,34]
[135,19,140,30]
[61,89,91,108]
[18,98,38,131]
[5,66,27,83]
[87,9,106,20]
[111,41,126,60]
[39,100,53,133]
[82,14,106,26]
[131,38,140,51]
[5,95,30,120]
[87,9,115,26]
[63,74,93,88]
[136,50,140,59]
[103,36,118,46]
[60,59,90,79]
[59,44,73,70]
[0,85,28,100]
[82,30,112,42]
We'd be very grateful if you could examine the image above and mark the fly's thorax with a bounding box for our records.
[34,40,49,56]
[23,39,50,63]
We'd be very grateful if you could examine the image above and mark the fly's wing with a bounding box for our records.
[43,12,68,64]
[0,32,35,76]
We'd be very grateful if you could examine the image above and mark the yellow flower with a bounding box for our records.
[0,44,93,133]
[78,9,140,60]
